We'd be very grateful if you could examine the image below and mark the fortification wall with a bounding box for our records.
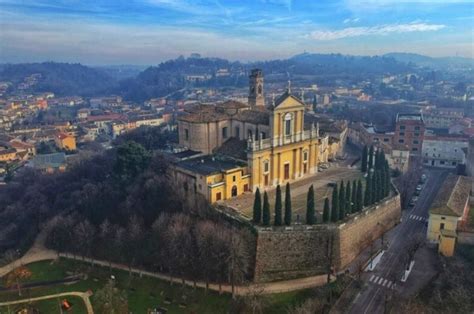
[252,194,402,282]
[335,194,401,269]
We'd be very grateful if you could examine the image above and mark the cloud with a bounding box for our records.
[343,17,360,24]
[308,23,446,40]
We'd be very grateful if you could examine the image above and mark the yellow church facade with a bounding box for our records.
[173,69,338,203]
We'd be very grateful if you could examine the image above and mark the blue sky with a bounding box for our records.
[0,0,472,64]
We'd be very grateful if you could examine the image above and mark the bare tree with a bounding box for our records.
[241,284,268,314]
[73,220,95,265]
[227,230,251,299]
[393,156,422,209]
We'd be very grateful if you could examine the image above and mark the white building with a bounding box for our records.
[422,135,469,168]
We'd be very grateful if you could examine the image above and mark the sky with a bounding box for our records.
[0,0,473,65]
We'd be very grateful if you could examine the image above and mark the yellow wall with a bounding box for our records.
[56,136,76,151]
[439,235,456,257]
[427,213,459,242]
[0,152,16,161]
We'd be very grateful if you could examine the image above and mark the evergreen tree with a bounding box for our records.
[252,188,262,224]
[374,171,381,202]
[368,145,374,170]
[312,95,318,111]
[364,172,372,206]
[351,180,357,213]
[338,181,346,220]
[306,185,315,225]
[331,185,339,222]
[374,149,380,170]
[380,170,386,199]
[361,145,368,173]
[384,161,391,197]
[356,180,363,211]
[284,183,292,226]
[274,185,282,226]
[262,192,270,226]
[346,181,352,215]
[323,198,330,223]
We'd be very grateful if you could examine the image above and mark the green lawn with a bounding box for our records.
[0,258,318,313]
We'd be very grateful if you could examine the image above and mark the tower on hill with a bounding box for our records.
[248,69,264,109]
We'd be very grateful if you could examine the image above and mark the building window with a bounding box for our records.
[185,129,189,140]
[413,140,419,144]
[235,126,240,138]
[244,184,249,192]
[383,138,389,142]
[260,132,266,139]
[414,132,420,137]
[440,160,445,165]
[415,126,420,131]
[263,160,269,173]
[233,175,236,182]
[284,163,290,180]
[284,113,292,136]
[222,127,228,139]
[303,151,308,162]
[452,161,457,166]
[400,125,406,130]
[248,130,253,139]
[399,132,405,136]
[412,147,418,151]
[399,139,404,143]
[440,223,445,230]
[216,192,222,201]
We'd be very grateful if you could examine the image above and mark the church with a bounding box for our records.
[173,69,344,203]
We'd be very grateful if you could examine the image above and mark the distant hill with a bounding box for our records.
[384,53,474,69]
[0,62,116,96]
[93,65,148,80]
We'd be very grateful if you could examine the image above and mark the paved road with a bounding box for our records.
[348,169,449,314]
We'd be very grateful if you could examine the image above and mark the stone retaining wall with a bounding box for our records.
[253,194,401,282]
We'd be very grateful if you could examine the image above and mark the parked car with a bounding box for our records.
[320,163,329,169]
[416,184,423,191]
[421,174,427,183]
[327,182,337,188]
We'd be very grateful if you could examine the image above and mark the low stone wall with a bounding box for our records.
[252,194,402,282]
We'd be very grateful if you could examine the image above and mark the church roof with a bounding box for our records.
[430,174,471,217]
[235,110,269,125]
[213,138,247,161]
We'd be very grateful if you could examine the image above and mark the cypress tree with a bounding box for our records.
[339,181,346,220]
[274,185,282,226]
[380,170,386,199]
[384,161,391,197]
[284,183,292,226]
[252,188,262,224]
[364,172,372,206]
[262,192,270,226]
[374,149,380,170]
[346,181,352,215]
[356,180,363,211]
[306,185,315,225]
[368,145,374,170]
[361,145,368,173]
[351,180,357,213]
[323,198,330,223]
[331,185,339,222]
[374,171,381,202]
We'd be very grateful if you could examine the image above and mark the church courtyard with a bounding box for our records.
[223,160,364,223]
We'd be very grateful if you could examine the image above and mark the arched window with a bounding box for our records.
[284,113,292,136]
[263,160,270,173]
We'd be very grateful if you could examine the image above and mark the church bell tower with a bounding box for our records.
[248,69,264,109]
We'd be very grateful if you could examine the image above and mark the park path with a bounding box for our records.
[58,253,331,295]
[0,218,58,278]
[0,291,94,314]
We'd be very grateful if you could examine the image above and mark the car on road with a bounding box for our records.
[420,174,427,183]
[409,197,418,207]
[320,163,329,169]
[416,184,423,191]
[327,182,337,188]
